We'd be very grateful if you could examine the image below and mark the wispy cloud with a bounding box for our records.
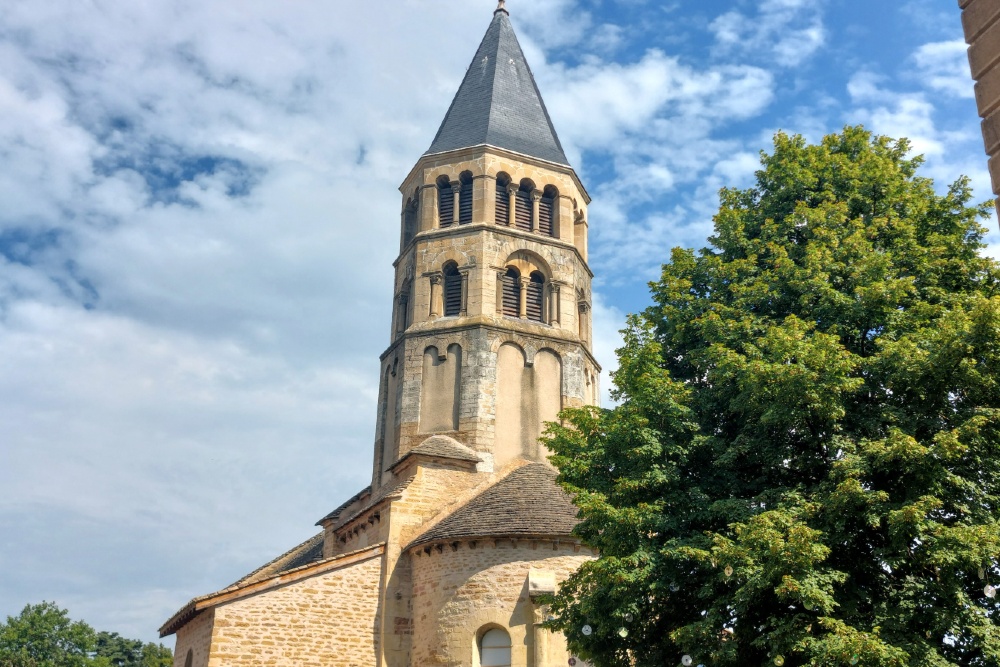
[710,0,827,67]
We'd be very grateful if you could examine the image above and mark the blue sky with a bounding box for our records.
[0,0,992,646]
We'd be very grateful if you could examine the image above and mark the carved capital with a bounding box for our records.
[429,273,443,286]
[450,181,462,195]
[530,189,543,202]
[506,183,518,197]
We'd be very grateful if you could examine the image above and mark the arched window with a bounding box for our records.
[459,171,473,225]
[527,271,545,322]
[479,628,512,667]
[402,196,418,247]
[184,649,193,667]
[438,176,454,227]
[495,173,511,225]
[539,185,558,237]
[514,179,534,232]
[501,267,520,318]
[443,262,462,317]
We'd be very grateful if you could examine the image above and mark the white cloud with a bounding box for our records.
[710,0,826,67]
[911,39,975,99]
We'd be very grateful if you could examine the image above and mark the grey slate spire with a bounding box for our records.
[424,7,570,166]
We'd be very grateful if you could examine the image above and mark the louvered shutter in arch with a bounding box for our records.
[514,189,532,231]
[538,196,554,236]
[438,184,454,226]
[403,205,417,246]
[444,268,462,316]
[502,269,520,317]
[459,179,473,224]
[526,273,545,322]
[495,178,510,225]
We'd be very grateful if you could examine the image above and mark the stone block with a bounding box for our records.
[963,0,1000,43]
[983,108,1000,154]
[969,18,1000,79]
[976,61,1000,116]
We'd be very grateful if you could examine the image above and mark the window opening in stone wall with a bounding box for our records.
[514,179,533,231]
[539,185,557,237]
[479,627,512,667]
[459,171,473,224]
[443,262,462,317]
[184,650,193,667]
[502,267,520,318]
[495,173,511,225]
[527,271,545,322]
[403,195,418,246]
[437,175,454,227]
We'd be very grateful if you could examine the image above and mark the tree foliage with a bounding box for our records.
[0,603,171,667]
[544,127,1000,666]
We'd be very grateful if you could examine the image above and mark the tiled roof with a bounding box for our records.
[228,533,326,589]
[318,485,372,525]
[407,463,579,549]
[391,435,481,468]
[424,11,569,166]
[317,477,411,527]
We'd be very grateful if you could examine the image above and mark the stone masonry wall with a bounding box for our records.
[408,540,594,667]
[207,552,383,667]
[172,608,215,667]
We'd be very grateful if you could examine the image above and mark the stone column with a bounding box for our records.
[451,181,462,226]
[530,189,542,233]
[496,270,505,314]
[549,283,561,326]
[459,269,469,316]
[528,569,556,667]
[507,183,517,226]
[519,278,528,319]
[578,300,591,346]
[429,273,443,317]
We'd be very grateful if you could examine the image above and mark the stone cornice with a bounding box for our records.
[379,319,602,372]
[393,223,593,279]
[400,144,591,204]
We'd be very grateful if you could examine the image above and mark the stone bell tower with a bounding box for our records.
[372,1,598,490]
[160,7,601,667]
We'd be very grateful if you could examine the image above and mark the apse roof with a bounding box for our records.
[424,8,570,166]
[407,463,580,549]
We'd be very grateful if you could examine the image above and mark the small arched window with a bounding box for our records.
[443,262,462,317]
[527,271,545,322]
[459,171,473,225]
[403,196,418,247]
[539,185,558,237]
[438,176,454,227]
[184,649,193,667]
[479,627,512,667]
[501,267,520,318]
[514,179,534,232]
[495,173,511,225]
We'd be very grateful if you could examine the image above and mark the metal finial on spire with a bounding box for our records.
[495,0,508,16]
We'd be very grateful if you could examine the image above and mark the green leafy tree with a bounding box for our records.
[0,603,98,667]
[544,127,1000,666]
[93,633,171,667]
[0,604,171,667]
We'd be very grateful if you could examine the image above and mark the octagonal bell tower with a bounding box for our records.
[371,2,598,490]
